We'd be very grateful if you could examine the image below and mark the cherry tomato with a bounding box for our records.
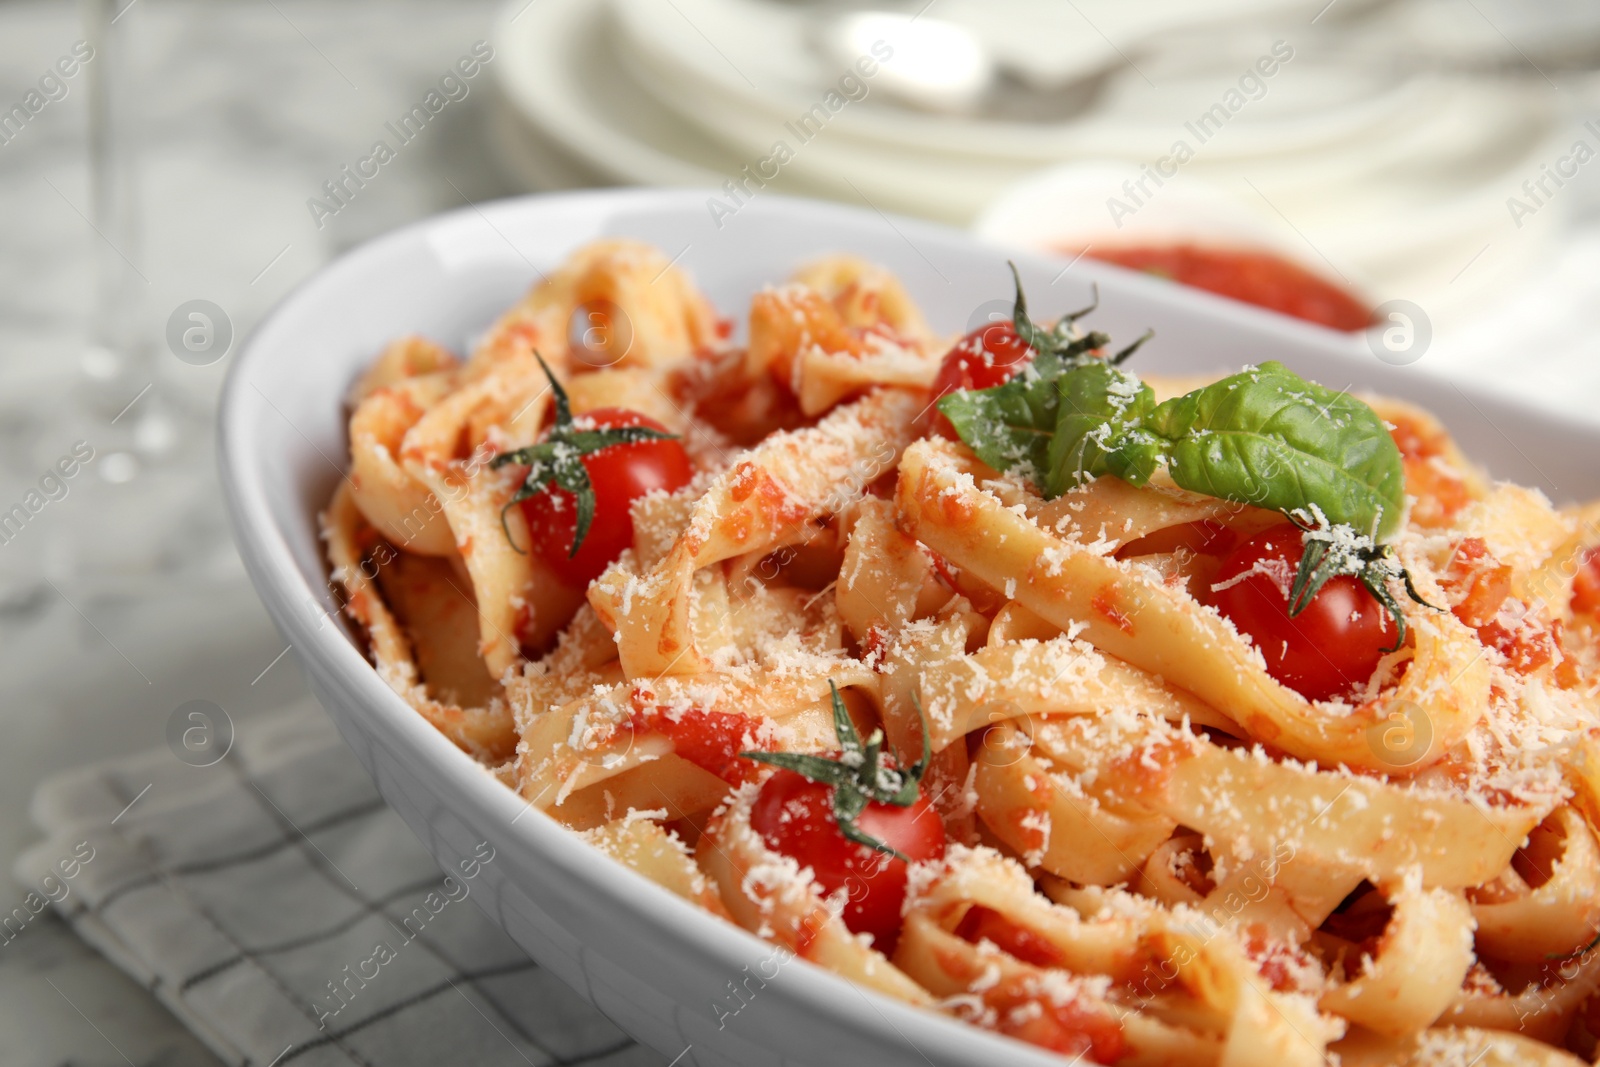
[519,408,692,586]
[749,763,946,953]
[1119,518,1237,559]
[925,320,1035,436]
[1208,524,1396,702]
[1573,547,1600,617]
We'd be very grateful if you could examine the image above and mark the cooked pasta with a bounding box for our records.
[324,239,1600,1066]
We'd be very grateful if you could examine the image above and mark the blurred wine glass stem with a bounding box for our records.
[84,0,141,388]
[81,0,178,481]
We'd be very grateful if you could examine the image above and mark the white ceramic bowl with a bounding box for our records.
[218,188,1600,1067]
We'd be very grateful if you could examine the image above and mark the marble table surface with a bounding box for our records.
[0,3,514,1063]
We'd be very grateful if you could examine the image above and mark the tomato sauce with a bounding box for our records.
[1573,547,1600,617]
[629,707,759,784]
[955,905,1065,969]
[1443,538,1513,628]
[986,977,1127,1063]
[1389,414,1472,525]
[1082,244,1372,332]
[1442,538,1557,675]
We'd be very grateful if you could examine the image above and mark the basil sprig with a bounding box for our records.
[491,353,678,556]
[1006,261,1111,364]
[741,681,931,861]
[939,266,1152,495]
[937,269,1433,641]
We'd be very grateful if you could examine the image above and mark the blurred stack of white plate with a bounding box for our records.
[491,0,1597,325]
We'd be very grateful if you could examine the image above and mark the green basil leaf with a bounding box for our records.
[1045,361,1164,497]
[935,352,1070,487]
[1149,361,1405,539]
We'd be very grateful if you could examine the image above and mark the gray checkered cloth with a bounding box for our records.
[14,699,661,1067]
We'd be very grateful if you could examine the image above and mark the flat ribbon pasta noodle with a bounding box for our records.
[1450,483,1575,581]
[896,920,1217,1064]
[369,544,497,708]
[514,663,876,811]
[551,756,730,833]
[348,370,461,556]
[796,344,939,419]
[747,259,939,416]
[1267,855,1368,929]
[1333,1026,1589,1066]
[322,485,516,761]
[875,609,988,780]
[1532,522,1600,630]
[896,438,1490,774]
[406,443,582,678]
[1317,871,1475,1036]
[1085,713,1549,889]
[973,722,1176,885]
[579,815,731,918]
[349,335,459,402]
[1137,833,1209,909]
[627,486,700,572]
[987,600,1069,644]
[914,636,1219,752]
[1368,396,1489,529]
[1438,947,1600,1046]
[563,366,687,430]
[590,388,921,677]
[1468,804,1600,961]
[1033,471,1270,555]
[788,255,934,339]
[464,238,720,378]
[910,847,1153,983]
[898,846,1336,1067]
[1369,398,1482,524]
[834,497,949,646]
[398,377,591,674]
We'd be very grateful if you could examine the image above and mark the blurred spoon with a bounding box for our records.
[820,10,995,113]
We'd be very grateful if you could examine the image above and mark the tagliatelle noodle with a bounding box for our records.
[587,387,922,678]
[515,662,876,811]
[346,360,460,556]
[894,437,1492,775]
[579,815,732,919]
[834,497,950,644]
[1468,804,1600,960]
[972,722,1177,885]
[1334,1025,1594,1066]
[322,241,1600,1067]
[747,255,941,416]
[322,484,517,761]
[1438,948,1600,1045]
[1315,871,1476,1036]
